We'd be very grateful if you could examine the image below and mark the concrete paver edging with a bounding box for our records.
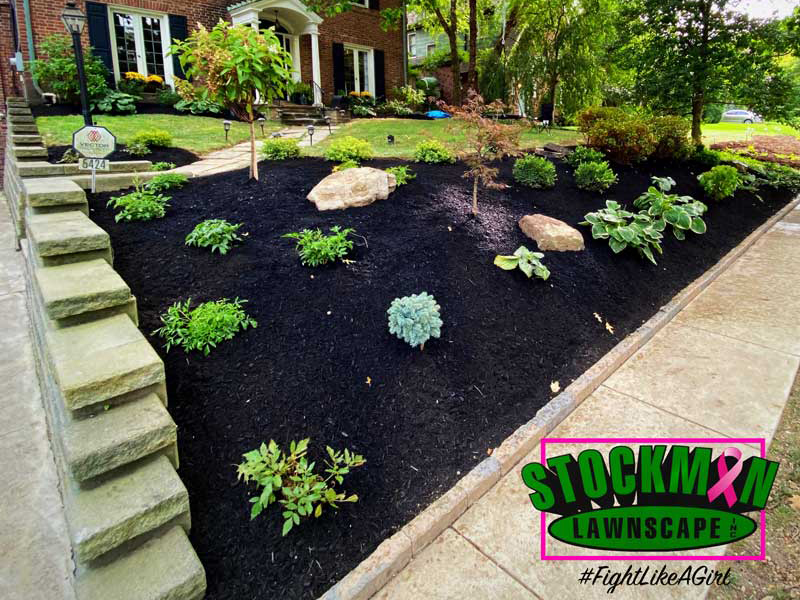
[319,192,800,600]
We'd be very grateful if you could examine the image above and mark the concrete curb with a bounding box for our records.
[320,192,800,600]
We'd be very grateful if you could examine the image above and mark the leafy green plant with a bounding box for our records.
[755,163,800,193]
[106,184,169,222]
[130,129,173,148]
[650,115,692,161]
[151,162,176,171]
[282,226,355,266]
[413,139,455,164]
[579,108,656,164]
[379,100,413,116]
[153,297,257,355]
[57,148,80,164]
[31,34,110,105]
[145,173,189,193]
[634,176,707,240]
[565,145,605,168]
[91,90,138,114]
[697,165,742,201]
[237,438,365,535]
[513,155,556,188]
[124,141,150,157]
[261,138,301,160]
[494,246,550,280]
[386,165,416,185]
[580,200,665,265]
[157,88,181,106]
[332,160,359,172]
[185,219,243,254]
[324,136,374,162]
[174,96,223,114]
[387,292,443,350]
[692,146,722,167]
[574,160,618,192]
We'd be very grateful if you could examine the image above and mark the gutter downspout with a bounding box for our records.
[22,0,45,96]
[401,8,407,86]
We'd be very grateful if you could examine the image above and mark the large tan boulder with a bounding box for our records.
[519,214,584,252]
[307,167,397,211]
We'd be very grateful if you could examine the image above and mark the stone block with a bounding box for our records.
[12,145,48,159]
[11,134,43,145]
[402,484,468,556]
[8,106,32,115]
[30,201,89,217]
[27,211,110,261]
[8,122,39,134]
[8,113,34,123]
[14,162,63,178]
[24,178,86,207]
[35,259,130,320]
[71,172,157,192]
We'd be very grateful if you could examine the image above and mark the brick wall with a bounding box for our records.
[1,0,21,187]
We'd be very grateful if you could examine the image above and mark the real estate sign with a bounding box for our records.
[72,125,116,159]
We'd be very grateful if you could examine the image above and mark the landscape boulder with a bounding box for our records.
[307,167,397,211]
[519,214,584,252]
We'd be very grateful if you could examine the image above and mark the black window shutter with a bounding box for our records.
[168,15,189,79]
[85,2,113,77]
[332,42,345,95]
[369,0,380,9]
[374,49,385,100]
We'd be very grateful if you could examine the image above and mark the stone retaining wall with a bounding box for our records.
[3,98,206,600]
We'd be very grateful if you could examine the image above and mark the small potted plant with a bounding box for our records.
[290,81,313,105]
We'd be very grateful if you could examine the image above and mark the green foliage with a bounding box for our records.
[413,139,455,164]
[513,155,557,188]
[124,141,150,157]
[152,162,176,171]
[391,84,425,110]
[576,106,627,132]
[146,173,189,193]
[580,200,665,265]
[324,136,374,162]
[157,88,182,106]
[697,165,742,200]
[650,116,692,160]
[387,292,443,350]
[580,110,656,164]
[332,160,360,172]
[174,95,223,114]
[57,148,80,164]
[565,145,605,168]
[261,138,302,160]
[130,129,173,148]
[352,104,376,117]
[386,166,416,186]
[634,176,708,240]
[185,219,243,255]
[236,438,365,535]
[31,35,110,104]
[91,90,139,114]
[154,298,257,355]
[755,163,800,193]
[282,226,355,267]
[106,184,169,222]
[574,160,618,192]
[379,100,413,116]
[692,146,723,167]
[494,246,550,280]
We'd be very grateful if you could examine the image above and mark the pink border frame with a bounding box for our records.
[539,437,766,561]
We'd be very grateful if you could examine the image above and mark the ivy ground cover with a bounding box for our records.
[88,157,796,599]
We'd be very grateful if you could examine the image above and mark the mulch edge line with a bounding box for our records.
[318,191,800,600]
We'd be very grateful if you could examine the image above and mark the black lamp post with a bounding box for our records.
[324,115,331,134]
[307,124,314,146]
[61,2,92,126]
[258,117,266,136]
[223,120,231,142]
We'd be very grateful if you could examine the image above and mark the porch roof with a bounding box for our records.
[227,0,323,28]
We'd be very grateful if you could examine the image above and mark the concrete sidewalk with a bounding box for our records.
[373,207,800,599]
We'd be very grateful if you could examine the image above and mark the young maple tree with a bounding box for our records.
[445,91,523,216]
[173,21,293,180]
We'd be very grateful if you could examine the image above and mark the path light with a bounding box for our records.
[324,115,331,134]
[307,124,315,146]
[258,117,266,136]
[223,120,231,142]
[271,132,282,138]
[387,134,395,145]
[61,2,92,126]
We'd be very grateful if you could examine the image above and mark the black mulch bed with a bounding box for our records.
[87,157,795,599]
[47,144,198,167]
[31,102,230,119]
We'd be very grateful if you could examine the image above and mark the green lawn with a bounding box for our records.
[36,113,283,155]
[702,122,800,145]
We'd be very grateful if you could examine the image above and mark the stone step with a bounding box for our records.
[27,211,113,267]
[65,455,190,564]
[16,160,153,178]
[34,258,132,320]
[47,313,164,411]
[24,177,88,215]
[281,118,328,126]
[75,527,206,600]
[8,122,39,134]
[8,106,32,115]
[63,392,177,482]
[11,134,43,145]
[8,113,35,123]
[69,171,158,193]
[12,145,48,159]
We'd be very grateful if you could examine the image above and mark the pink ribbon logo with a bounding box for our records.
[707,447,743,508]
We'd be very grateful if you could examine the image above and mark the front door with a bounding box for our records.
[111,11,167,79]
[343,47,372,95]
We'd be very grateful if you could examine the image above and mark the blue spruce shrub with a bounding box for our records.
[387,292,442,350]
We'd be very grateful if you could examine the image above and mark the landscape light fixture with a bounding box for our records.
[258,117,266,136]
[271,132,282,138]
[223,120,232,141]
[387,134,395,145]
[61,2,92,126]
[324,115,332,134]
[307,124,314,146]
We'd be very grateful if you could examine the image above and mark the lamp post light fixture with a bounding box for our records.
[387,134,395,145]
[258,117,266,136]
[61,2,92,126]
[307,124,315,146]
[223,120,232,142]
[324,115,332,134]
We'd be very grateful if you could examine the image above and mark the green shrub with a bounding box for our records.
[387,292,442,350]
[130,129,173,148]
[756,163,800,193]
[634,176,707,240]
[576,106,627,133]
[91,90,138,114]
[584,116,656,164]
[333,160,360,172]
[152,162,176,171]
[282,226,355,266]
[580,200,665,264]
[185,219,243,254]
[698,165,741,200]
[651,116,692,161]
[391,84,426,110]
[413,140,455,164]
[157,88,181,106]
[154,298,257,355]
[124,141,150,157]
[380,100,413,116]
[31,34,110,104]
[237,438,365,535]
[574,161,618,192]
[692,146,722,167]
[386,165,416,186]
[324,136,374,162]
[106,185,169,222]
[565,145,605,168]
[261,138,301,160]
[57,148,80,164]
[494,246,550,280]
[174,96,223,114]
[146,173,188,193]
[513,155,556,188]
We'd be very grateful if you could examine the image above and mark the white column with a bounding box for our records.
[310,30,322,106]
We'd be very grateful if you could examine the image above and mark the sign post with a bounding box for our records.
[72,125,116,193]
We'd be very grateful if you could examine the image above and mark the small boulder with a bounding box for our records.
[519,214,584,252]
[307,167,397,211]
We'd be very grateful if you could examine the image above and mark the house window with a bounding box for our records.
[109,7,172,82]
[352,0,369,6]
[343,45,374,95]
[408,33,416,57]
[426,43,436,56]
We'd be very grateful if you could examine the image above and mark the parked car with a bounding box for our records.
[720,109,762,124]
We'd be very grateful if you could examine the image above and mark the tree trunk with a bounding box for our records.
[249,120,258,180]
[691,91,704,146]
[472,178,479,215]
[467,0,477,93]
[449,29,462,105]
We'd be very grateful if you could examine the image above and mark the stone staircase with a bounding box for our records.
[4,98,205,600]
[276,103,351,127]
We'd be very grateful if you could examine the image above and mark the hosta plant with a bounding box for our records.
[387,292,442,350]
[151,161,176,171]
[146,173,189,193]
[107,183,169,222]
[282,226,355,266]
[574,160,618,192]
[697,165,741,201]
[124,141,150,157]
[494,246,550,280]
[580,200,665,265]
[386,165,416,186]
[633,176,707,240]
[237,438,365,536]
[154,297,257,355]
[565,145,605,168]
[185,219,244,254]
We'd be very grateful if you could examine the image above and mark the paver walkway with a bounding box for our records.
[0,194,75,600]
[374,206,800,599]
